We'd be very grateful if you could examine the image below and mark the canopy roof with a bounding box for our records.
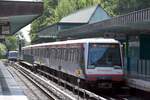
[59,8,150,40]
[0,0,43,35]
[60,5,110,24]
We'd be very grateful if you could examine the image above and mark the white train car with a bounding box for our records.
[22,38,124,88]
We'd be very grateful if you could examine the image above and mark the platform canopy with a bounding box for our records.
[0,0,43,35]
[58,8,150,40]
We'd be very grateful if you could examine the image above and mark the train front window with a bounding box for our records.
[88,43,121,68]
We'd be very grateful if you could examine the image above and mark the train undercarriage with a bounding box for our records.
[19,61,125,90]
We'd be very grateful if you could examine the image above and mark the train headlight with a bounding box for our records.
[87,65,95,69]
[114,65,121,69]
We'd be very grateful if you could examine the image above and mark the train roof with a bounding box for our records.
[8,51,18,53]
[23,38,119,49]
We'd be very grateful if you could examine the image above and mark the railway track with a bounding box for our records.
[9,63,58,100]
[12,62,109,100]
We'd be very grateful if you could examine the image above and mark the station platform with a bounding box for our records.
[0,61,28,100]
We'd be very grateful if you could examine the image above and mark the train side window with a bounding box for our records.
[52,48,55,59]
[70,48,73,62]
[63,48,66,61]
[74,48,78,63]
[40,48,41,57]
[57,48,59,60]
[39,48,40,57]
[43,48,45,57]
[71,49,74,63]
[44,48,46,57]
[68,48,71,61]
[61,48,64,60]
[64,49,67,61]
[56,48,58,59]
[40,48,42,57]
[71,49,73,62]
[70,49,72,62]
[50,48,53,59]
[37,48,39,57]
[32,49,34,56]
[53,48,56,59]
[48,48,50,58]
[77,48,81,63]
[74,48,77,63]
[42,48,45,57]
[45,48,47,57]
[33,49,35,56]
[63,48,65,61]
[34,49,35,56]
[41,48,43,57]
[58,48,61,60]
[36,49,37,56]
[76,49,79,63]
[69,49,72,62]
[43,48,44,57]
[59,48,62,61]
[39,48,40,56]
[50,48,52,59]
[60,48,62,61]
[46,48,48,58]
[46,48,49,58]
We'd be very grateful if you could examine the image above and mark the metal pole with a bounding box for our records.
[18,39,22,61]
[77,78,80,100]
[58,66,61,85]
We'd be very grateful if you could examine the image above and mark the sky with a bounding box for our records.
[20,24,31,42]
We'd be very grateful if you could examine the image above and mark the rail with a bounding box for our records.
[14,63,76,100]
[17,62,108,100]
[37,69,107,100]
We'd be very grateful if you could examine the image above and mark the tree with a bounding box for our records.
[0,43,7,59]
[5,36,17,51]
[53,0,116,22]
[115,0,150,15]
[30,0,58,41]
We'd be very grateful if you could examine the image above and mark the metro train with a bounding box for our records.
[22,38,124,88]
[8,51,18,61]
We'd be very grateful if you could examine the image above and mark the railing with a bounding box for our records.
[112,8,150,25]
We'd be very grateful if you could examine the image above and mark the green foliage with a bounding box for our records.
[30,0,58,41]
[53,0,116,22]
[0,43,7,59]
[115,0,150,15]
[5,36,17,51]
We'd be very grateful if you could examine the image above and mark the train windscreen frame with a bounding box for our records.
[88,43,121,68]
